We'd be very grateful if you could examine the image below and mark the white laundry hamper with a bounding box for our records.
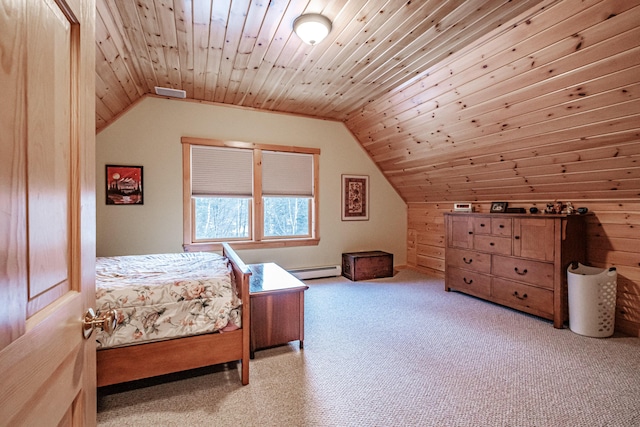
[567,263,617,338]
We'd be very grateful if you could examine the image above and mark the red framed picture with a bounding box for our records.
[106,165,143,205]
[342,174,369,221]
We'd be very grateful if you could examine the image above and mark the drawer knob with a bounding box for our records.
[480,223,486,227]
[463,257,473,264]
[513,291,528,300]
[514,235,520,240]
[490,242,495,246]
[514,267,528,275]
[499,224,504,228]
[468,231,473,235]
[463,277,473,285]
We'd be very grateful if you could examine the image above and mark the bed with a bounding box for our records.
[95,243,251,387]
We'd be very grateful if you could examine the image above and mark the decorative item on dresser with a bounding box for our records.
[342,251,394,281]
[444,212,587,328]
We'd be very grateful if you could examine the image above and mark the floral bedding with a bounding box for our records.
[95,252,242,349]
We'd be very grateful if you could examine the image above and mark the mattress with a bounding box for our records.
[95,252,241,349]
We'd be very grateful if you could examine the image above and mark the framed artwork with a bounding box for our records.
[342,174,369,221]
[490,201,508,213]
[106,165,143,205]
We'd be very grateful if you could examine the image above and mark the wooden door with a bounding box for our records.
[0,0,96,425]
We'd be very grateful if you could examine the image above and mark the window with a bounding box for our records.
[182,137,320,250]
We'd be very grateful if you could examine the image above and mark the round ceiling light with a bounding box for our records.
[293,13,332,45]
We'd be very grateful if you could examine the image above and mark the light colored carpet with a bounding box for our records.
[98,269,640,426]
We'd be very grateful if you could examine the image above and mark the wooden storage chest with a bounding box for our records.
[342,251,393,281]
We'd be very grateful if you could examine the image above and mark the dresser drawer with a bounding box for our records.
[472,217,492,235]
[447,267,491,298]
[446,248,491,274]
[492,255,554,289]
[491,218,512,236]
[492,277,553,317]
[474,235,511,255]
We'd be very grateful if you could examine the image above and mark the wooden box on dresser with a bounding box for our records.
[444,212,587,328]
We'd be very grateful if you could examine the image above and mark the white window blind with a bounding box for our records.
[262,151,314,196]
[191,146,253,196]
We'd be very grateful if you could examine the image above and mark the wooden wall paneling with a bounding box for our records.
[223,0,268,105]
[94,46,137,112]
[154,0,182,83]
[95,71,128,117]
[94,1,559,128]
[350,1,638,153]
[444,68,640,146]
[351,0,631,129]
[213,0,250,103]
[99,0,151,94]
[95,76,115,121]
[231,0,288,105]
[300,0,452,115]
[378,116,640,186]
[154,0,183,91]
[389,139,640,186]
[259,0,340,113]
[238,0,303,108]
[358,21,640,158]
[267,0,376,113]
[191,0,212,100]
[394,155,640,193]
[95,111,108,130]
[345,0,565,131]
[134,0,172,88]
[434,129,640,174]
[407,203,448,276]
[325,0,546,118]
[582,201,640,336]
[108,0,159,91]
[95,0,145,100]
[203,0,231,101]
[173,0,194,97]
[340,0,553,126]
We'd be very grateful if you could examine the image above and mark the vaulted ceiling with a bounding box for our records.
[95,0,544,130]
[96,0,640,204]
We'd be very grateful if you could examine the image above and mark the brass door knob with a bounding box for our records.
[83,308,117,339]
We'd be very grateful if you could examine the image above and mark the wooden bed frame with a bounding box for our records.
[96,243,251,387]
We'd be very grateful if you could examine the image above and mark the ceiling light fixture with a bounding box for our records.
[293,13,332,45]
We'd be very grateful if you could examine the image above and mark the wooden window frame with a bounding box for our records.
[181,137,320,251]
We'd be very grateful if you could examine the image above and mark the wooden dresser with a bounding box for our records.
[444,212,587,328]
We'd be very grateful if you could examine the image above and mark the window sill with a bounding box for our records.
[183,238,320,252]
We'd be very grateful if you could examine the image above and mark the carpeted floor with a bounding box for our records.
[97,269,640,426]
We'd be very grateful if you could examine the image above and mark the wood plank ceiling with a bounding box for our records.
[95,0,544,130]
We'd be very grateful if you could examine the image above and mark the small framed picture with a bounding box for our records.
[490,202,508,213]
[342,174,369,221]
[106,165,143,205]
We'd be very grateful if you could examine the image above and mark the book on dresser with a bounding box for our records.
[444,212,587,328]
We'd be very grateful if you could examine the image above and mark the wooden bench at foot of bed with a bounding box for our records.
[96,243,251,387]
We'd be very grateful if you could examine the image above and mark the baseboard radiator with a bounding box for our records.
[288,265,341,280]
